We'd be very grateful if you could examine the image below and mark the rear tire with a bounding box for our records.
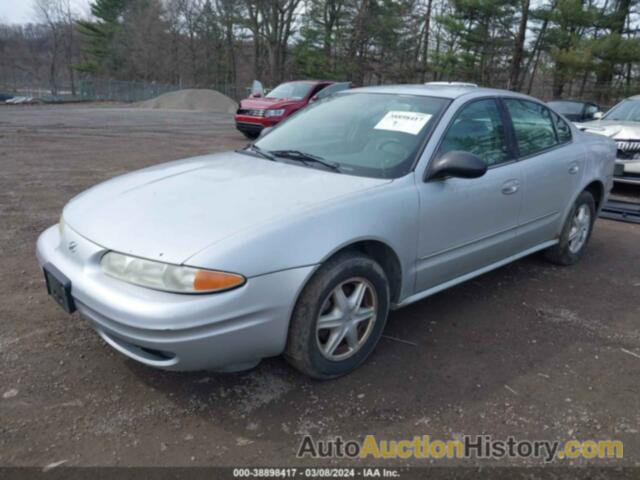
[285,251,390,380]
[544,191,596,266]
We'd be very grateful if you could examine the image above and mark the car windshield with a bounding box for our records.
[266,82,313,99]
[254,92,449,179]
[548,101,584,115]
[604,99,640,122]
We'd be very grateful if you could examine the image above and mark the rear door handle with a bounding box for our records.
[501,179,520,195]
[569,162,579,174]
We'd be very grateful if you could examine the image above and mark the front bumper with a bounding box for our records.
[36,225,314,371]
[614,158,640,185]
[234,114,281,137]
[235,121,265,138]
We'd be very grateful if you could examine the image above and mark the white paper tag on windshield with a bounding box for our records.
[374,111,432,135]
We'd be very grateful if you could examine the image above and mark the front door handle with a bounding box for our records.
[569,162,580,174]
[501,179,520,195]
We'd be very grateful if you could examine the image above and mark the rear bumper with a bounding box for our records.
[36,225,315,371]
[614,176,640,185]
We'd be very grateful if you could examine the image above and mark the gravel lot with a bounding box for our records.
[1,104,639,469]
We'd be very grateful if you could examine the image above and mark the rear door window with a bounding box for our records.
[504,99,558,157]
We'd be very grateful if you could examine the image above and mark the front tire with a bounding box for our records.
[285,251,390,379]
[544,190,596,266]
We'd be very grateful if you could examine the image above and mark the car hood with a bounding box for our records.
[240,97,302,109]
[63,152,389,265]
[578,120,640,139]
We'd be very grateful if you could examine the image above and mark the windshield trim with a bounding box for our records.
[406,96,453,174]
[255,91,453,179]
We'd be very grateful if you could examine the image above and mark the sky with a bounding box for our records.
[0,0,91,24]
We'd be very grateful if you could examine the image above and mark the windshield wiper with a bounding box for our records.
[236,144,276,161]
[270,149,341,172]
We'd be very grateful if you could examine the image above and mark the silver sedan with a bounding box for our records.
[37,84,615,379]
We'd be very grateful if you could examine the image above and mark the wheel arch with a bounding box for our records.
[296,238,403,305]
[556,179,605,239]
[317,239,404,305]
[583,179,605,212]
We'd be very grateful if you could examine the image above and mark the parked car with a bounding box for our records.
[547,100,602,122]
[235,80,334,139]
[577,95,640,185]
[38,84,615,379]
[5,96,35,104]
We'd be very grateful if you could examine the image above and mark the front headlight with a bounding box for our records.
[265,109,285,117]
[100,252,245,293]
[58,213,65,236]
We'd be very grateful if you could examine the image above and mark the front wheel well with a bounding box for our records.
[584,180,605,211]
[326,240,402,305]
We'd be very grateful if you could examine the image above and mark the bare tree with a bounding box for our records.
[34,0,61,94]
[508,0,530,90]
[215,0,239,88]
[421,0,433,82]
[33,0,78,95]
[244,0,302,84]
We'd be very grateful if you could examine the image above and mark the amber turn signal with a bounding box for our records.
[194,270,245,292]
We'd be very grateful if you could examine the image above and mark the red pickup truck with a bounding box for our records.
[235,80,349,139]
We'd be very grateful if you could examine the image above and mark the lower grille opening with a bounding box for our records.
[100,330,177,363]
[139,346,175,361]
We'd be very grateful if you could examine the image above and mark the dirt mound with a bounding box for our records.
[136,89,237,113]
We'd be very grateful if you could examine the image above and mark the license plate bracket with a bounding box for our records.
[43,263,76,313]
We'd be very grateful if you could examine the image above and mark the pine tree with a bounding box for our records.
[76,0,128,74]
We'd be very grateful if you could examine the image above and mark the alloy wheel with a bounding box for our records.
[568,204,591,254]
[316,277,378,361]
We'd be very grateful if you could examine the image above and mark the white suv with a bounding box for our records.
[581,95,640,185]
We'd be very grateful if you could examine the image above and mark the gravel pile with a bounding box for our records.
[136,89,237,113]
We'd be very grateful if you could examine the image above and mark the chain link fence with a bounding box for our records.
[5,76,635,108]
[76,78,181,103]
[1,77,244,103]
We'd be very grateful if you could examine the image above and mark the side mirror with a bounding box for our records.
[428,151,487,180]
[258,126,272,138]
[593,111,604,120]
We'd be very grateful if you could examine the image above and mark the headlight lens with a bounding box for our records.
[100,252,245,293]
[265,109,285,117]
[59,213,65,236]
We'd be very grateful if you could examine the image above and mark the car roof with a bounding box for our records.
[548,99,596,105]
[345,84,532,100]
[285,80,333,85]
[548,99,587,104]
